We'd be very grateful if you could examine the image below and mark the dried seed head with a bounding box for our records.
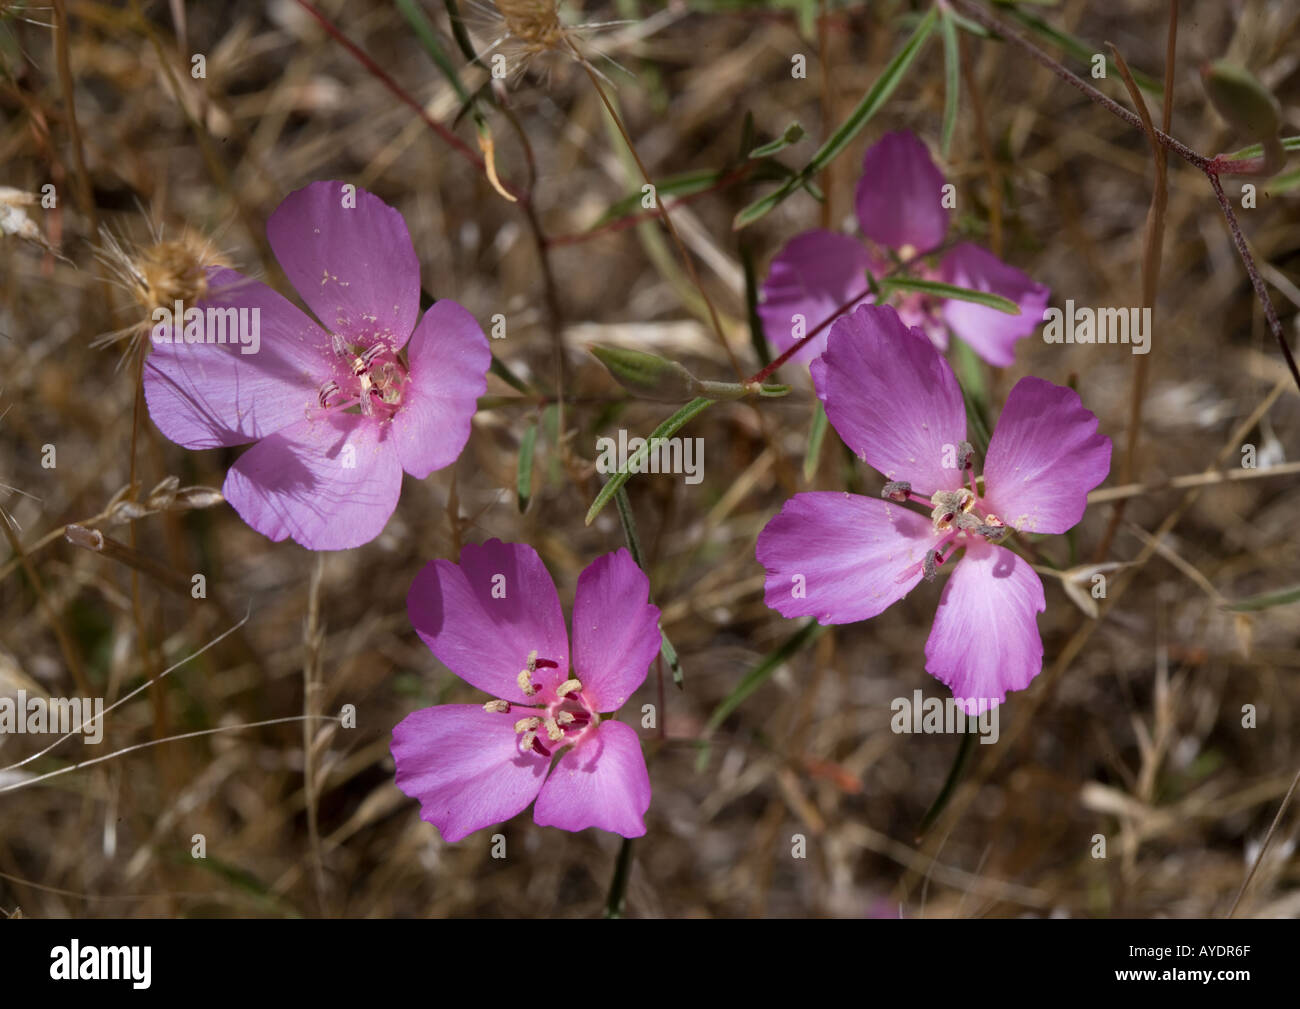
[495,0,564,52]
[96,227,228,356]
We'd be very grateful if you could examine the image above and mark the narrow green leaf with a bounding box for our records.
[704,619,824,736]
[740,240,772,369]
[882,276,1021,314]
[595,168,728,227]
[733,9,935,228]
[489,353,530,394]
[696,619,825,771]
[585,397,714,525]
[737,109,756,163]
[1223,584,1300,612]
[516,420,538,512]
[1224,135,1300,160]
[804,400,828,483]
[614,486,684,688]
[948,9,992,38]
[749,121,805,159]
[396,0,473,107]
[916,724,977,839]
[442,0,480,65]
[951,337,992,458]
[800,176,826,202]
[613,486,645,566]
[732,177,799,230]
[1266,166,1300,192]
[939,6,961,158]
[1002,6,1162,93]
[659,628,683,689]
[803,8,937,176]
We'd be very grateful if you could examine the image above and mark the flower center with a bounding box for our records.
[883,445,1011,581]
[316,337,408,420]
[482,651,599,758]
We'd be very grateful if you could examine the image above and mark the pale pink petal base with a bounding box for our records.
[924,541,1046,713]
[391,705,548,843]
[982,377,1112,534]
[757,492,935,624]
[407,540,570,705]
[570,550,661,712]
[222,412,402,550]
[533,720,650,838]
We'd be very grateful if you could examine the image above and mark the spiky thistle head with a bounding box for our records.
[95,225,228,360]
[473,0,628,85]
[495,0,564,53]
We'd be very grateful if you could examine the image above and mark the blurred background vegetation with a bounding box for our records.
[1,0,1298,917]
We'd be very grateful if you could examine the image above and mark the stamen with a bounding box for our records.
[555,678,583,698]
[517,668,538,696]
[483,699,511,714]
[930,488,975,532]
[881,480,912,503]
[518,729,544,756]
[543,717,564,742]
[317,380,341,409]
[514,716,541,734]
[555,711,575,726]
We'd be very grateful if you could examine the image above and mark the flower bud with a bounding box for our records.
[590,345,702,402]
[1202,60,1280,141]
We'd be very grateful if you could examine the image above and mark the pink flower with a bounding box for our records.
[755,305,1110,711]
[759,130,1049,367]
[143,181,489,550]
[392,540,661,841]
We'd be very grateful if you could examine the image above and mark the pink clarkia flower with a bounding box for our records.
[759,130,1049,367]
[392,540,661,841]
[143,181,489,550]
[755,304,1111,711]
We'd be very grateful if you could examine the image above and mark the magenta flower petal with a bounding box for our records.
[390,299,490,479]
[854,131,950,253]
[407,540,570,705]
[812,304,967,495]
[756,492,935,624]
[267,181,420,348]
[570,549,661,712]
[758,229,878,363]
[143,268,330,449]
[533,719,650,838]
[222,413,402,550]
[938,243,1050,367]
[924,541,1045,713]
[982,376,1112,534]
[391,704,548,843]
